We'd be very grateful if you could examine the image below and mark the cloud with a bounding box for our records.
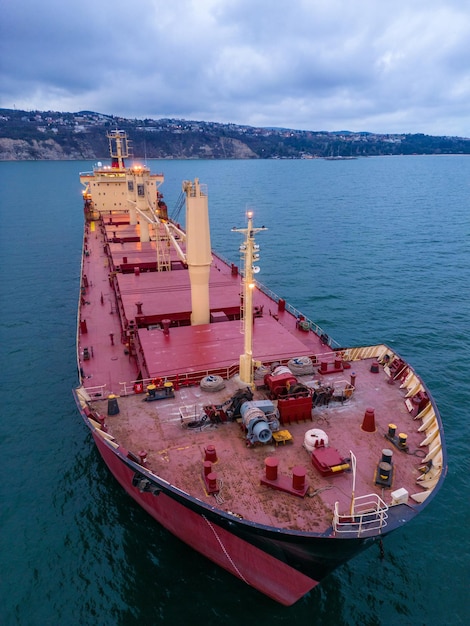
[1,0,469,136]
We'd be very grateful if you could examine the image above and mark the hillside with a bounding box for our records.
[1,108,469,160]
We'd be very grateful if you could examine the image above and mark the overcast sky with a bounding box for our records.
[1,0,469,137]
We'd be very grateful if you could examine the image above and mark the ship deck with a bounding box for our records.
[77,212,444,537]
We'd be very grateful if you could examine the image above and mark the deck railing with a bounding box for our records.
[212,251,341,348]
[254,280,343,348]
[81,383,109,399]
[80,342,396,402]
[333,494,389,536]
[116,364,241,397]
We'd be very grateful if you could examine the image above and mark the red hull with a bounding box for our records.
[91,429,317,606]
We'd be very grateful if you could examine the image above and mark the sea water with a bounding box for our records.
[0,156,469,626]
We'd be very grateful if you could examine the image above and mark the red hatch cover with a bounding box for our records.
[311,446,349,476]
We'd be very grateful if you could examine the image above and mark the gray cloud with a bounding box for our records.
[1,0,469,136]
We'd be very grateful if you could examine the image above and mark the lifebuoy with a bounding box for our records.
[133,382,144,394]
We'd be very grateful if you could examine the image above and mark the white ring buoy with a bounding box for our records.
[304,428,329,452]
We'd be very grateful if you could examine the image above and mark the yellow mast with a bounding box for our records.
[232,212,267,385]
[184,179,212,325]
[107,130,129,170]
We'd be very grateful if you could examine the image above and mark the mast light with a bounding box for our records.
[232,213,268,385]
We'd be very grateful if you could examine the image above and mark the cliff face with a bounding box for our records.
[179,136,257,159]
[200,137,257,159]
[0,134,257,161]
[0,137,97,160]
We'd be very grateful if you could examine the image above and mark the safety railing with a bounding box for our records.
[82,345,392,401]
[116,363,241,397]
[81,383,109,399]
[211,251,341,348]
[254,280,342,347]
[333,494,388,536]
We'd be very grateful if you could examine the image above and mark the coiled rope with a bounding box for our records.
[200,375,226,392]
[288,356,315,375]
[254,365,270,379]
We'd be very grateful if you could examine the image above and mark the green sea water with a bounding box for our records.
[0,156,468,625]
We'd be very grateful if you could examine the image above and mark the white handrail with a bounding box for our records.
[333,493,389,536]
[81,383,108,398]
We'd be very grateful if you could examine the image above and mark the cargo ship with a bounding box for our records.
[73,131,447,605]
